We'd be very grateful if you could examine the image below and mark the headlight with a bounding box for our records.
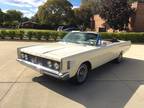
[21,53,25,59]
[54,62,60,70]
[47,61,52,68]
[21,53,28,60]
[24,54,28,60]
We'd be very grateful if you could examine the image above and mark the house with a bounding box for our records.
[91,1,144,32]
[20,21,37,28]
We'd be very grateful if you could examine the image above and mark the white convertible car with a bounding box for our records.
[17,31,131,84]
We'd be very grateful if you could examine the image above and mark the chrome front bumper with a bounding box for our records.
[17,59,69,80]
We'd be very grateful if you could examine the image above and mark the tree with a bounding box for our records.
[5,10,23,22]
[138,0,144,3]
[128,0,138,3]
[73,1,100,28]
[31,14,39,22]
[73,7,92,29]
[36,0,74,27]
[21,17,29,22]
[0,9,4,25]
[99,0,134,31]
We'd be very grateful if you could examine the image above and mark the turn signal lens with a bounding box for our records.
[24,54,28,60]
[54,62,60,70]
[47,61,52,68]
[21,53,25,59]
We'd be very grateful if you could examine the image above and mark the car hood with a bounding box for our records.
[21,42,96,61]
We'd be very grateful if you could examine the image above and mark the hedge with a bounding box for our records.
[100,32,144,43]
[0,30,67,41]
[0,29,144,43]
[0,30,25,40]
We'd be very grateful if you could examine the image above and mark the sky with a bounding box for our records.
[0,0,81,18]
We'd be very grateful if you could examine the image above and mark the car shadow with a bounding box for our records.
[32,58,144,108]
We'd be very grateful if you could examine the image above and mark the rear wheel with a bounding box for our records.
[71,63,89,84]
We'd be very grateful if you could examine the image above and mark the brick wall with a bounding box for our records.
[133,3,144,32]
[93,2,144,32]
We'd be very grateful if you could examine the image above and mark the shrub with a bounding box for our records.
[1,30,8,39]
[15,30,25,40]
[0,31,4,39]
[0,29,67,41]
[1,29,144,43]
[1,30,17,39]
[26,31,33,40]
[100,32,144,43]
[100,32,113,39]
[43,31,51,40]
[8,30,16,39]
[59,32,67,39]
[50,31,59,41]
[34,31,43,40]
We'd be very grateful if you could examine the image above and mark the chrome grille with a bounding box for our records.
[21,53,60,71]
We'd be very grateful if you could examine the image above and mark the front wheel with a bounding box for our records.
[115,52,123,63]
[71,63,89,84]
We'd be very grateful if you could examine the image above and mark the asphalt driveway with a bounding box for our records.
[0,41,144,108]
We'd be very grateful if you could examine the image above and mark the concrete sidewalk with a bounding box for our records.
[0,41,144,108]
[125,85,144,108]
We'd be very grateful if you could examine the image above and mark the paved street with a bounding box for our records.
[0,41,144,108]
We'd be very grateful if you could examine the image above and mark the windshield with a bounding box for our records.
[62,32,97,45]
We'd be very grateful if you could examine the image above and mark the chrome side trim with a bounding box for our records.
[17,59,69,80]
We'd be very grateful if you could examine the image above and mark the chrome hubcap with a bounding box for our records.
[77,64,88,83]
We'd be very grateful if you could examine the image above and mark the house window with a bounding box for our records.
[99,27,106,32]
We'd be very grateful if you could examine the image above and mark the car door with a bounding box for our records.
[85,33,115,69]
